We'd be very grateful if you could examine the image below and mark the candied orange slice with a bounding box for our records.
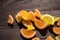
[15,10,26,23]
[41,14,54,25]
[15,15,22,23]
[55,36,60,40]
[34,19,48,29]
[57,20,60,26]
[22,10,29,20]
[32,37,40,40]
[17,10,36,21]
[17,10,25,16]
[28,11,36,21]
[22,20,33,27]
[22,20,35,30]
[34,9,41,19]
[20,28,36,38]
[46,35,54,40]
[7,14,14,24]
[53,27,60,35]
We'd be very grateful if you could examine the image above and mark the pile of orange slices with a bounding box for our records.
[7,9,60,40]
[15,9,49,30]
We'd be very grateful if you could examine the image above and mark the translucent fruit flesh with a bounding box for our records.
[32,37,40,40]
[34,19,48,29]
[22,20,35,30]
[46,35,54,40]
[41,14,54,25]
[20,28,36,38]
[54,16,60,22]
[7,15,14,24]
[15,10,25,23]
[34,9,41,19]
[15,15,22,23]
[57,20,60,26]
[55,36,60,40]
[22,20,32,27]
[28,11,36,21]
[22,11,29,20]
[53,27,60,35]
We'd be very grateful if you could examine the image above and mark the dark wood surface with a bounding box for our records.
[0,0,60,40]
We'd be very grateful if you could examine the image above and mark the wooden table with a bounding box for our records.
[0,0,60,40]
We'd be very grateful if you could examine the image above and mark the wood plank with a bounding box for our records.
[0,26,56,38]
[1,0,60,10]
[0,0,60,40]
[0,36,20,40]
[51,10,60,17]
[0,26,21,29]
[0,27,21,40]
[0,36,45,40]
[0,27,20,36]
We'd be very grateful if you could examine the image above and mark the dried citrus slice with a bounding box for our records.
[17,10,25,16]
[22,10,29,20]
[46,35,54,40]
[34,19,48,29]
[55,36,60,40]
[20,28,36,38]
[15,15,22,23]
[22,20,35,30]
[32,37,40,40]
[54,16,60,22]
[7,14,14,24]
[22,20,33,27]
[15,10,25,23]
[57,20,60,26]
[28,11,36,21]
[53,27,60,35]
[41,14,54,25]
[34,9,41,18]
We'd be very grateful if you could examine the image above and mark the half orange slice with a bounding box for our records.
[57,20,60,26]
[22,10,29,20]
[34,19,48,29]
[46,35,54,40]
[28,11,36,21]
[22,20,35,30]
[15,10,25,23]
[7,14,14,24]
[34,9,41,19]
[32,37,40,40]
[53,27,60,35]
[17,10,25,16]
[20,28,36,38]
[22,20,33,27]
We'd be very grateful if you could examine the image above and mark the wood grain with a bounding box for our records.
[0,0,60,40]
